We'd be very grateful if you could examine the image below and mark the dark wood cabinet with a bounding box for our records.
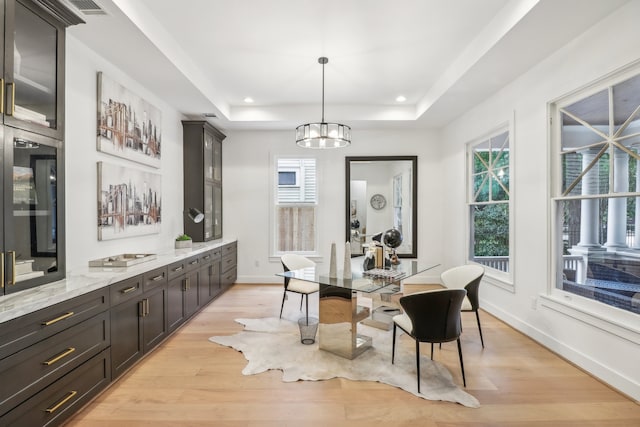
[183,268,200,318]
[2,0,82,138]
[110,269,168,380]
[141,266,168,352]
[0,348,110,427]
[0,241,236,426]
[0,287,109,427]
[167,256,201,331]
[167,273,185,333]
[182,121,226,242]
[0,0,83,296]
[220,242,237,291]
[109,276,143,380]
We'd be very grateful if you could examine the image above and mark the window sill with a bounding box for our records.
[481,268,515,293]
[539,291,640,344]
[269,254,323,263]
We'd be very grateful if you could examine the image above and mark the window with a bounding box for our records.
[273,158,317,254]
[278,169,299,186]
[467,128,512,277]
[551,68,640,315]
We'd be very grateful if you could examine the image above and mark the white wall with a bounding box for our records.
[65,35,185,273]
[440,1,640,401]
[223,128,444,284]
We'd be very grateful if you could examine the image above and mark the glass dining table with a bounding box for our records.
[277,256,440,359]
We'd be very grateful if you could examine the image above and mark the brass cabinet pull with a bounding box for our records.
[121,286,137,294]
[189,259,198,265]
[144,298,150,316]
[183,278,190,291]
[0,78,4,114]
[45,390,77,414]
[42,347,76,366]
[42,311,74,326]
[151,274,164,281]
[203,255,211,260]
[8,251,15,286]
[173,266,183,272]
[7,82,14,115]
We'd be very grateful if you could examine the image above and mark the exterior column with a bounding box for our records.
[570,150,604,284]
[577,151,600,248]
[605,150,629,249]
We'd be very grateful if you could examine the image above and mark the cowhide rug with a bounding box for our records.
[209,317,480,408]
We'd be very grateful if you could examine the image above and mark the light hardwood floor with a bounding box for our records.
[66,283,640,427]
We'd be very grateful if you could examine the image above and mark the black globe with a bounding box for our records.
[382,228,403,249]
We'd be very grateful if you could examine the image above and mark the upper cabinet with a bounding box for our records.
[182,121,226,242]
[0,0,82,295]
[2,0,82,139]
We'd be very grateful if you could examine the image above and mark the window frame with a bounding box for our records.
[466,120,515,290]
[270,156,320,258]
[548,59,640,328]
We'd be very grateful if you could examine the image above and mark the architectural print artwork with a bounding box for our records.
[97,72,162,168]
[97,162,162,240]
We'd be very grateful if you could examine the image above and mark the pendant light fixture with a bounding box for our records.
[296,57,351,149]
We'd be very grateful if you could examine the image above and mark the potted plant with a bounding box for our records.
[175,234,193,249]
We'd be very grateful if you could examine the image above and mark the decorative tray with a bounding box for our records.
[88,253,157,268]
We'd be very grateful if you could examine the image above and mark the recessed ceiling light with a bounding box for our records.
[244,97,254,103]
[396,95,407,103]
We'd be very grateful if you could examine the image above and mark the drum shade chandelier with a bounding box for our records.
[296,57,351,149]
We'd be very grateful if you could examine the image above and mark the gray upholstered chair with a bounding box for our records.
[392,288,467,392]
[280,254,318,322]
[440,264,486,348]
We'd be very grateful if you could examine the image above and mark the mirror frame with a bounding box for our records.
[345,155,418,258]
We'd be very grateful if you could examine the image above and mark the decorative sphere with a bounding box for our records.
[382,228,403,249]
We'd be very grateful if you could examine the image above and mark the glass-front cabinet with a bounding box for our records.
[182,121,226,242]
[2,0,77,140]
[2,128,64,294]
[0,1,81,295]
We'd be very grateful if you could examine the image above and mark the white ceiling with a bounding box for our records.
[66,0,630,132]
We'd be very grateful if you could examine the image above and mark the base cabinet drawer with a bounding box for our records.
[0,288,109,361]
[221,267,237,290]
[0,312,110,415]
[0,348,111,427]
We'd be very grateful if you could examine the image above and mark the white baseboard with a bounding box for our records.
[237,275,282,284]
[480,299,640,402]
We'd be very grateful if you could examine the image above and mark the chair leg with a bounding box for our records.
[475,310,485,348]
[430,343,434,360]
[457,338,466,387]
[391,324,397,364]
[299,294,304,310]
[305,294,309,324]
[279,291,287,318]
[416,340,421,394]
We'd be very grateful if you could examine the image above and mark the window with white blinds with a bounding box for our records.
[274,158,317,253]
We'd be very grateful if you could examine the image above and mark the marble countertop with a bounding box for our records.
[0,239,237,324]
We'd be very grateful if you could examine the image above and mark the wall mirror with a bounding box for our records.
[345,156,417,258]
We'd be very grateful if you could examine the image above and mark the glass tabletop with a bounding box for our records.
[277,256,440,294]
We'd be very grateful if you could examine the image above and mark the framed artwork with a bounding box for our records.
[393,174,403,207]
[97,162,162,240]
[97,72,162,168]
